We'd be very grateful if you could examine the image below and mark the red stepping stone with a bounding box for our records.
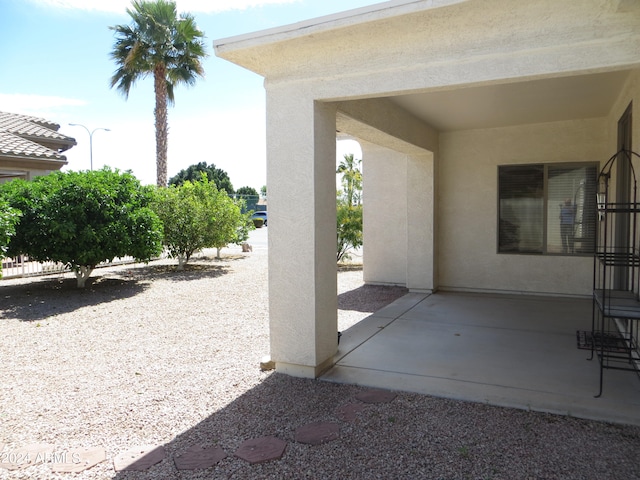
[174,444,227,470]
[234,436,286,464]
[51,447,106,473]
[356,389,397,404]
[335,402,366,422]
[0,443,54,470]
[113,445,165,471]
[295,421,340,445]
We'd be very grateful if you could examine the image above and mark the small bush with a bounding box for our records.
[253,218,264,228]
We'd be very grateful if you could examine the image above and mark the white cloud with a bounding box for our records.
[0,93,87,118]
[28,0,298,15]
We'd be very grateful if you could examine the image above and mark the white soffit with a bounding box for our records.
[388,70,632,132]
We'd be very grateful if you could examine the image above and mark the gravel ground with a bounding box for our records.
[1,243,640,479]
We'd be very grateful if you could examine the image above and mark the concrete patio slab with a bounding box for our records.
[324,292,640,426]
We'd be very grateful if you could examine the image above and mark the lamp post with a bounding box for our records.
[68,123,110,170]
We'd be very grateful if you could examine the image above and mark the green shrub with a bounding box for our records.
[152,175,254,266]
[253,218,264,228]
[0,168,163,287]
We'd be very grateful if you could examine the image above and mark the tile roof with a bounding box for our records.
[0,111,76,161]
[0,131,67,160]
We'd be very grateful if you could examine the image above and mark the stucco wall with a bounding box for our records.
[608,69,640,169]
[362,141,408,286]
[438,118,608,296]
[606,69,640,270]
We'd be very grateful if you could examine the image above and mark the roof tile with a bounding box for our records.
[0,111,76,161]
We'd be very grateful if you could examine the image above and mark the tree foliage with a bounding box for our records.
[337,153,363,206]
[337,201,363,263]
[234,186,259,213]
[151,176,252,268]
[168,162,234,193]
[336,153,363,262]
[236,186,258,197]
[0,200,21,278]
[109,0,207,187]
[210,191,253,260]
[0,168,163,287]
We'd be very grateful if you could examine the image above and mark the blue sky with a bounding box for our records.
[0,0,373,190]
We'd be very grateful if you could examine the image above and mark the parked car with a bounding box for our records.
[252,211,267,226]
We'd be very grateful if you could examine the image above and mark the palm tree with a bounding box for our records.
[337,153,363,206]
[109,0,207,187]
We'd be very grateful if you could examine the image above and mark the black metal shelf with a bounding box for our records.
[593,290,640,319]
[594,251,640,267]
[588,149,640,397]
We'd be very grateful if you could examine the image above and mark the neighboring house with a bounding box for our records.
[0,111,76,184]
[214,0,640,378]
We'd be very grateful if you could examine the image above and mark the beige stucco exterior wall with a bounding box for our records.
[607,69,640,172]
[342,100,439,292]
[362,68,640,297]
[438,118,608,296]
[265,84,339,378]
[605,69,640,263]
[362,141,408,286]
[0,165,63,183]
[219,0,640,104]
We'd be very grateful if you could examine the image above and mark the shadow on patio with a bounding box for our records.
[323,291,640,426]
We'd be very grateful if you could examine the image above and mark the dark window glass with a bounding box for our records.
[498,164,597,255]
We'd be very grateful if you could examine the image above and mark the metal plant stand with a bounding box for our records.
[589,149,640,397]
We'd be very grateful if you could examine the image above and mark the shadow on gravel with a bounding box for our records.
[0,275,149,322]
[132,263,231,282]
[0,257,238,321]
[128,253,247,282]
[338,284,408,313]
[109,372,640,480]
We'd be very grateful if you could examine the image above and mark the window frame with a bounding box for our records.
[497,162,599,256]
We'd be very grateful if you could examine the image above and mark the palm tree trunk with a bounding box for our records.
[154,65,169,187]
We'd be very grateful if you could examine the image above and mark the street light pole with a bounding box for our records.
[68,123,110,170]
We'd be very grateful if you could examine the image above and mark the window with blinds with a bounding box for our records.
[498,163,598,255]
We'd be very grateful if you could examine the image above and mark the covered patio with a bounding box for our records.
[324,291,640,426]
[214,0,640,411]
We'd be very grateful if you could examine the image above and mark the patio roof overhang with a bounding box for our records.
[215,0,640,135]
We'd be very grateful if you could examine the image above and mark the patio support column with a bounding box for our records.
[362,142,408,286]
[362,143,437,292]
[407,152,438,292]
[265,84,338,378]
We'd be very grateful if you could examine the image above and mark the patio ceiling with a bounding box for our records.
[388,70,632,132]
